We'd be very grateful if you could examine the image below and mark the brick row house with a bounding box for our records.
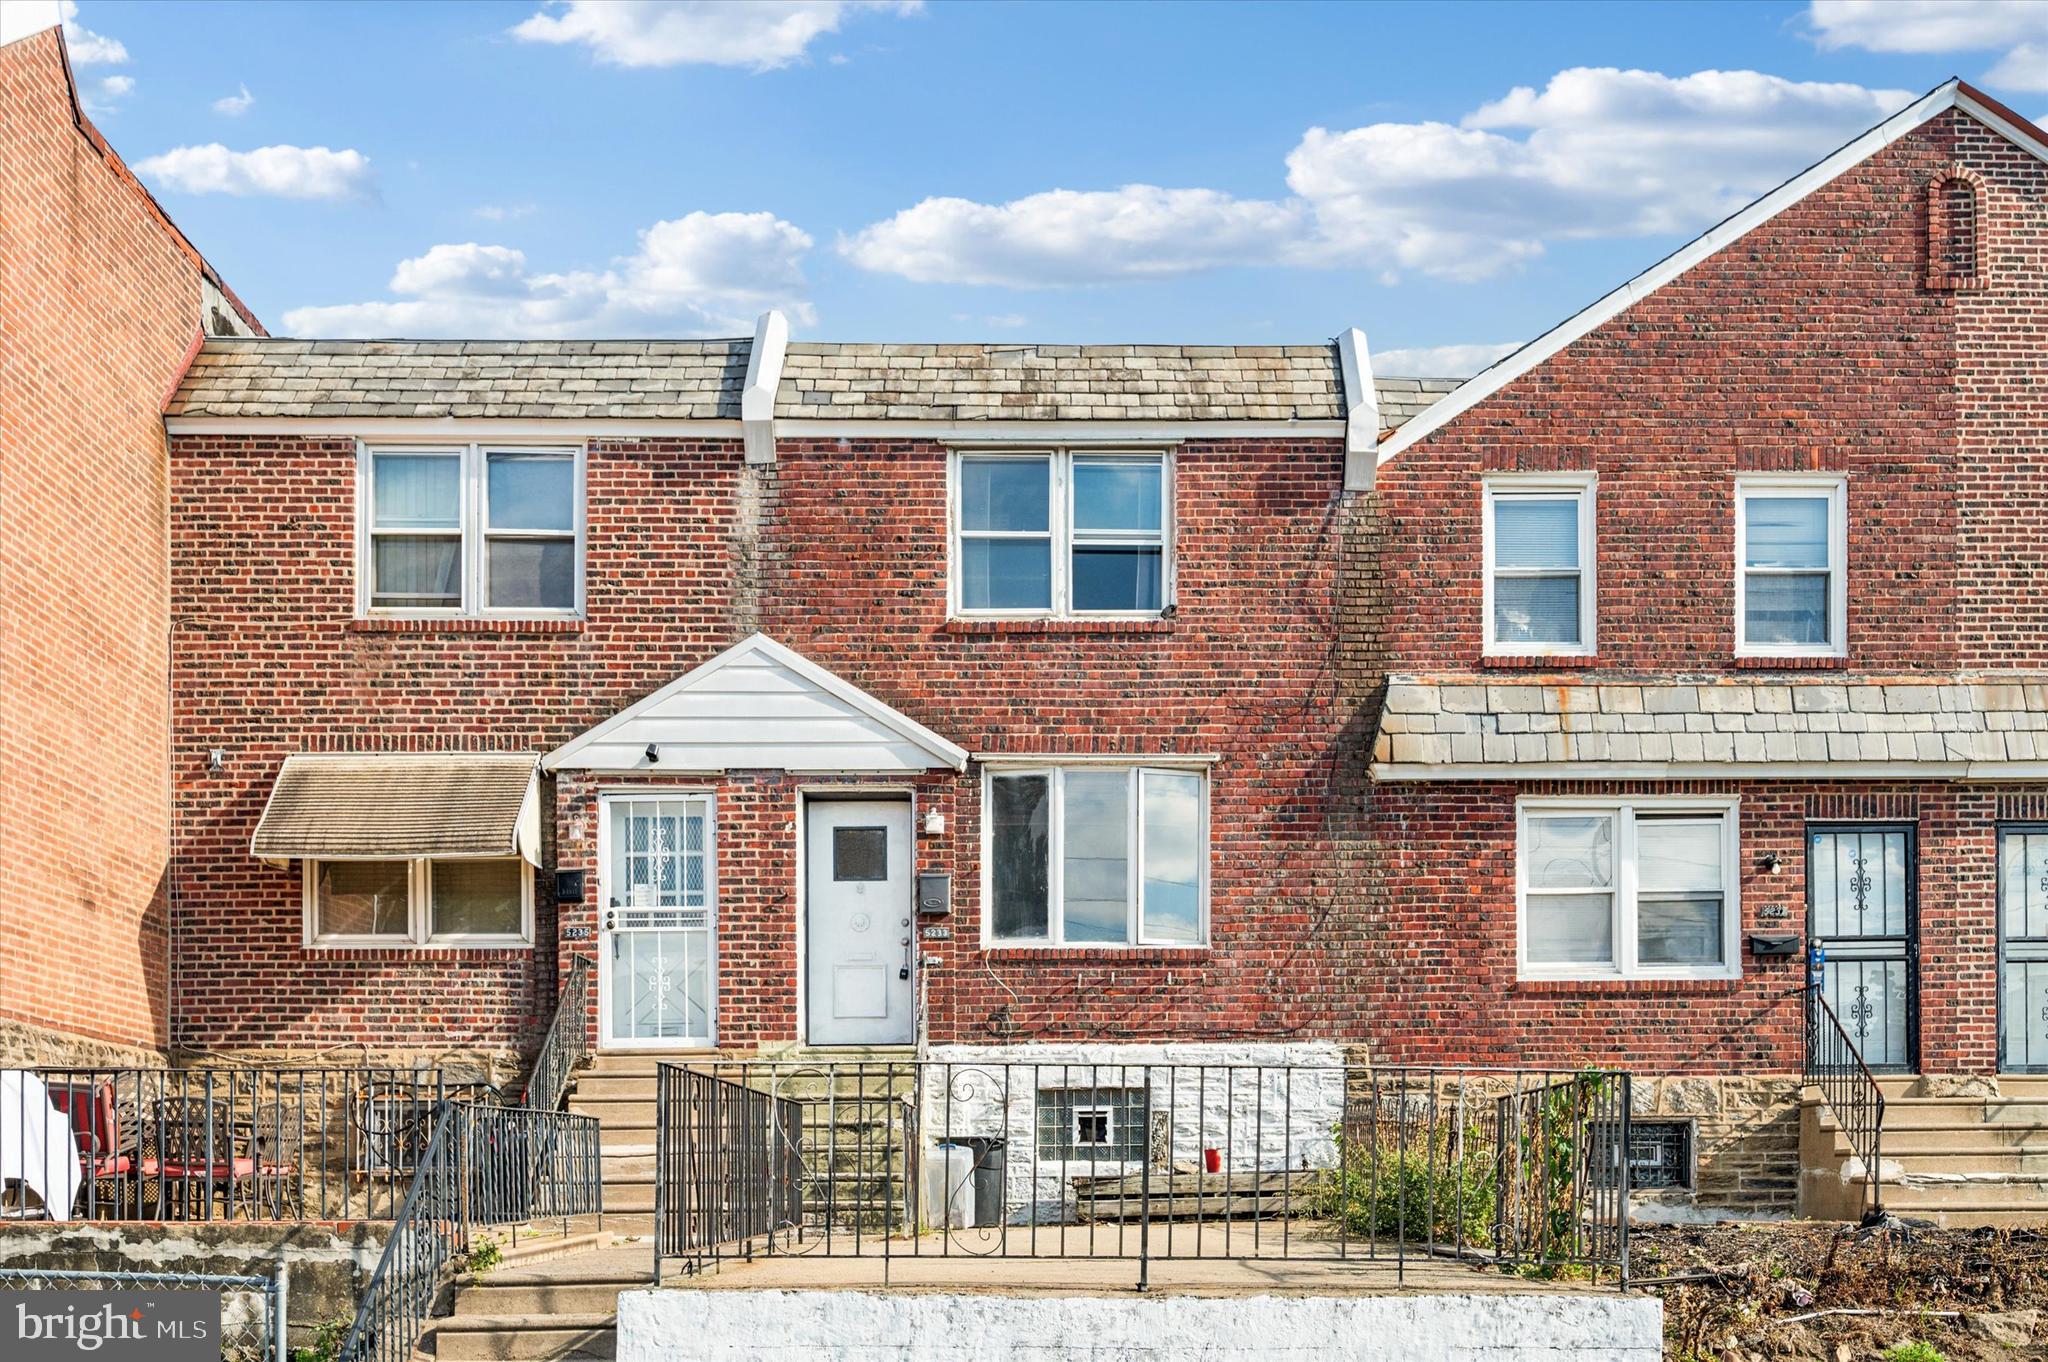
[1362,81,2048,1221]
[0,22,257,1069]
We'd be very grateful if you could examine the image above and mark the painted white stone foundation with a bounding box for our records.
[617,1288,1663,1362]
[921,1042,1344,1223]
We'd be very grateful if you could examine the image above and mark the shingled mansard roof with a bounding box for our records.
[165,335,1458,434]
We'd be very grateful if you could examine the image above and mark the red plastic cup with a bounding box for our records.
[1203,1148,1221,1173]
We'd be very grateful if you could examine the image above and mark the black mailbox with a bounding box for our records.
[553,869,586,903]
[1747,932,1800,957]
[917,872,951,916]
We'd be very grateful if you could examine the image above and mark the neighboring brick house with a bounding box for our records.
[1363,81,2048,1220]
[0,24,258,1067]
[161,330,1450,1102]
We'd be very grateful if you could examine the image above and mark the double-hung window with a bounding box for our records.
[305,857,531,948]
[985,766,1206,946]
[1517,798,1739,981]
[362,444,583,617]
[953,450,1170,616]
[1483,476,1595,654]
[1735,475,1845,656]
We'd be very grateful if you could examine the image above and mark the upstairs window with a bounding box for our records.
[1735,476,1846,657]
[953,450,1170,616]
[1482,476,1595,655]
[361,444,583,617]
[1925,168,1987,291]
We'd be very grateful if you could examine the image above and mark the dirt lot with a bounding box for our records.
[1637,1222,2048,1360]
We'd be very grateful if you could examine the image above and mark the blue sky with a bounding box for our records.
[49,0,2048,372]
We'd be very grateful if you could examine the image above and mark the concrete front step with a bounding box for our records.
[455,1279,644,1317]
[430,1314,616,1362]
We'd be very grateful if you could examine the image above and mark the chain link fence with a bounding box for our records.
[0,1265,287,1362]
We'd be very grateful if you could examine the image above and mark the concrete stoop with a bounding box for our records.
[1803,1076,2048,1226]
[424,1245,653,1362]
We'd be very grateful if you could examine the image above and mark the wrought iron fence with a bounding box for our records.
[523,955,593,1112]
[0,1265,286,1362]
[0,1067,475,1223]
[338,1100,603,1362]
[652,1061,1631,1287]
[1805,986,1886,1217]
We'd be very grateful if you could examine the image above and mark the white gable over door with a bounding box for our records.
[543,634,968,774]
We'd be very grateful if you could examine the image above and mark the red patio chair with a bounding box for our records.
[43,1080,142,1217]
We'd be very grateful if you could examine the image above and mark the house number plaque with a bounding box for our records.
[921,925,953,941]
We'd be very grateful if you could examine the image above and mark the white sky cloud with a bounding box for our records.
[474,202,538,221]
[283,211,816,338]
[511,0,921,71]
[842,67,1916,288]
[213,84,254,116]
[60,1,127,65]
[79,72,132,115]
[135,144,375,201]
[1808,1,2048,94]
[1372,341,1523,379]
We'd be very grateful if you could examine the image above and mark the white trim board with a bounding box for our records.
[164,417,743,438]
[1377,81,2048,465]
[775,418,1345,443]
[543,632,969,774]
[1374,759,2048,782]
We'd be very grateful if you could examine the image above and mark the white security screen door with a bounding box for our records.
[805,799,914,1046]
[1809,824,1915,1071]
[602,796,714,1049]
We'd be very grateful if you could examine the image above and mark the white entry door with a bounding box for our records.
[806,799,915,1046]
[601,795,715,1049]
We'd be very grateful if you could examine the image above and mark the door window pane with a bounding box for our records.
[487,454,574,531]
[1141,770,1203,943]
[833,827,888,882]
[316,861,410,938]
[1072,547,1162,612]
[431,860,524,937]
[1073,462,1162,532]
[1062,771,1130,943]
[961,539,1053,611]
[991,774,1050,939]
[487,539,575,610]
[959,458,1050,532]
[373,455,460,528]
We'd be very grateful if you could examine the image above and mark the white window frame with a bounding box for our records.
[1515,796,1741,983]
[1734,473,1847,658]
[1481,472,1597,656]
[947,448,1175,619]
[301,855,535,949]
[980,763,1210,948]
[1071,1104,1116,1150]
[357,441,586,619]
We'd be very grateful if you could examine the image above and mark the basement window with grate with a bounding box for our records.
[1037,1087,1150,1161]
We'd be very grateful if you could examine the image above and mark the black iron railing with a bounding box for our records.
[652,1061,1631,1288]
[1,1067,465,1223]
[523,955,594,1111]
[1806,987,1886,1217]
[338,1100,603,1362]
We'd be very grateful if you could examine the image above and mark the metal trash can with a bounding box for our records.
[953,1136,1007,1226]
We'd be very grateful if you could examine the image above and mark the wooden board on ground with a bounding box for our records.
[1069,1170,1329,1222]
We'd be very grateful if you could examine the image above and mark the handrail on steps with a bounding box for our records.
[523,955,594,1111]
[1804,986,1886,1219]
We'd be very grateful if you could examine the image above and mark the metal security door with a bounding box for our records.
[1808,824,1916,1072]
[805,798,914,1046]
[601,796,715,1049]
[1999,825,2048,1072]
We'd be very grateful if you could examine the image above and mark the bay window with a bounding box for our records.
[305,857,531,947]
[985,766,1206,946]
[1517,798,1739,980]
[361,443,583,617]
[954,450,1170,616]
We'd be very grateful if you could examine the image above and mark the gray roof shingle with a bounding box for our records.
[167,336,1455,431]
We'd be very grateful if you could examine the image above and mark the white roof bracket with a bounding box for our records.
[741,309,789,465]
[1336,328,1377,492]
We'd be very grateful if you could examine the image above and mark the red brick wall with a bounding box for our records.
[1366,111,2046,1075]
[0,31,222,1055]
[169,434,1367,1052]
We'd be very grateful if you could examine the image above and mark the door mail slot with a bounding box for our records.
[917,872,951,916]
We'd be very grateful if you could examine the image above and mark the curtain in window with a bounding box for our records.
[1492,497,1581,645]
